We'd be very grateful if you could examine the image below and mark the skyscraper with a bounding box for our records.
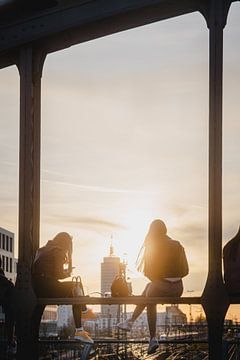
[101,244,123,318]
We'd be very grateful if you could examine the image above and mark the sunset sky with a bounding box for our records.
[0,4,239,315]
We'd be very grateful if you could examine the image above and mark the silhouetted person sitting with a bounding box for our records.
[117,219,189,354]
[32,232,93,344]
[0,257,16,354]
[223,227,240,295]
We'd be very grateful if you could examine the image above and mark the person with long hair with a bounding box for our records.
[32,232,93,344]
[223,226,240,294]
[117,219,188,354]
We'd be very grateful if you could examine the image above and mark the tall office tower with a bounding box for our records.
[0,227,17,282]
[101,244,122,318]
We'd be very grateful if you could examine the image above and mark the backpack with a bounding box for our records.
[144,239,189,281]
[111,275,130,297]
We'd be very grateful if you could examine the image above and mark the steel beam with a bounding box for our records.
[0,1,239,358]
[17,46,44,267]
[37,296,202,306]
[201,1,232,359]
[15,46,45,360]
[0,0,205,68]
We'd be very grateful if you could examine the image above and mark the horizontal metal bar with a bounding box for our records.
[1,295,239,306]
[39,339,209,344]
[37,296,202,305]
[0,0,202,68]
[86,339,209,344]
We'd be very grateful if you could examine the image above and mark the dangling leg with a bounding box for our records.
[117,284,150,331]
[130,283,150,321]
[146,304,159,354]
[131,303,146,322]
[147,304,157,339]
[72,304,82,329]
[62,281,93,344]
[145,280,183,354]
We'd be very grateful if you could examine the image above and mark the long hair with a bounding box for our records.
[46,232,73,269]
[136,219,167,273]
[49,232,73,253]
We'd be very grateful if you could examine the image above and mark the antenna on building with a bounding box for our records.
[123,252,128,265]
[109,234,114,257]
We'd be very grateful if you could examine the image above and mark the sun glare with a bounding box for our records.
[112,211,155,275]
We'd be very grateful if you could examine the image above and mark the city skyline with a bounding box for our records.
[0,3,240,310]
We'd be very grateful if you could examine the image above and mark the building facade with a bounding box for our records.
[0,227,17,282]
[57,305,73,329]
[165,305,187,326]
[39,305,58,337]
[101,244,125,318]
[0,227,17,323]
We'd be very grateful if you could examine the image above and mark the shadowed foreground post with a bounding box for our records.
[15,46,45,359]
[202,1,231,359]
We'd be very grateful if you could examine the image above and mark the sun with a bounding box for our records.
[112,211,154,276]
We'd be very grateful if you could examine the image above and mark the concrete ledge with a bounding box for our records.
[37,296,202,306]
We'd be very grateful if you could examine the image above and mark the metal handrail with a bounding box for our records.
[37,296,202,306]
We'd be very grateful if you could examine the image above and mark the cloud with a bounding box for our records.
[0,160,17,167]
[177,223,207,241]
[43,214,126,231]
[42,178,148,195]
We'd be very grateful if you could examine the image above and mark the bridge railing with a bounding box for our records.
[37,295,240,306]
[37,296,201,306]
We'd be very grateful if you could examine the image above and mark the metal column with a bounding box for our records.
[18,46,42,264]
[16,46,45,359]
[202,1,231,359]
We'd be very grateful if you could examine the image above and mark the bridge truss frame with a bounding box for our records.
[0,0,239,359]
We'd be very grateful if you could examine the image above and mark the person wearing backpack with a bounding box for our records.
[32,232,93,344]
[117,219,188,354]
[223,227,240,295]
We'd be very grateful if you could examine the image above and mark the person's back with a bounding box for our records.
[32,232,72,297]
[117,219,188,355]
[32,232,94,344]
[144,236,189,281]
[223,227,240,295]
[32,245,68,280]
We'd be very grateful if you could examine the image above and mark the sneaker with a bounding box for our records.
[74,329,94,344]
[147,338,159,354]
[6,344,17,355]
[117,319,133,331]
[82,308,97,320]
